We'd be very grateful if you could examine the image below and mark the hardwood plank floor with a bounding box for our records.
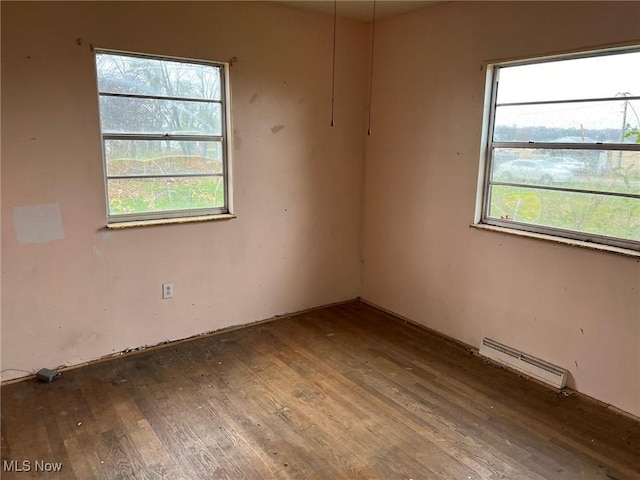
[2,301,639,479]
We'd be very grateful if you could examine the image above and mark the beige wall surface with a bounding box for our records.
[362,1,640,416]
[3,0,640,418]
[1,2,368,380]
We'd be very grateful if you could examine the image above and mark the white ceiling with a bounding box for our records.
[276,0,442,23]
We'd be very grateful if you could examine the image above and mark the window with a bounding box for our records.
[95,50,232,224]
[478,47,640,251]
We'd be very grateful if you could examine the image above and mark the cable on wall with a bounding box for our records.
[331,0,337,126]
[367,0,377,135]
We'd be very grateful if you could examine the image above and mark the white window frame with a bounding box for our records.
[94,49,233,225]
[476,45,640,252]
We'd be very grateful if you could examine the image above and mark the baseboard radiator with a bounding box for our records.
[479,338,568,389]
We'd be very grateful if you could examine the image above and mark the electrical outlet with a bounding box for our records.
[162,282,174,299]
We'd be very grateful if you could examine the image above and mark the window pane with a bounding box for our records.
[496,50,640,104]
[99,96,222,136]
[484,48,640,248]
[488,185,640,241]
[493,100,639,143]
[105,140,223,177]
[96,53,221,100]
[107,177,225,215]
[491,149,640,195]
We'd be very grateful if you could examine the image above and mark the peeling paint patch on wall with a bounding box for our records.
[13,203,65,244]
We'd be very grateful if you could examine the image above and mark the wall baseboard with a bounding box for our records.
[5,295,638,423]
[359,297,640,422]
[1,298,359,386]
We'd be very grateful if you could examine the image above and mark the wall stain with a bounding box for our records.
[271,125,284,134]
[250,93,258,104]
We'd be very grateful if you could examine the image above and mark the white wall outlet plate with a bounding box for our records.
[162,282,174,299]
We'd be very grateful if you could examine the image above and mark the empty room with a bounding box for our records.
[1,1,639,478]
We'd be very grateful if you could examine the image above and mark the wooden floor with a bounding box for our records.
[2,302,639,479]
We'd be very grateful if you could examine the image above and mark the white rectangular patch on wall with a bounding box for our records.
[13,203,65,244]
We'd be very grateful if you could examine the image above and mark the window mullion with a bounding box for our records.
[108,173,224,180]
[496,95,640,108]
[99,91,222,104]
[491,142,640,151]
[103,133,224,142]
[488,181,640,201]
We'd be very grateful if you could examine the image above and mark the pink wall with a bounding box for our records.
[3,1,639,418]
[1,2,367,380]
[362,2,640,416]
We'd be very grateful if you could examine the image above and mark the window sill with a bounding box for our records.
[107,214,236,229]
[470,223,640,258]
